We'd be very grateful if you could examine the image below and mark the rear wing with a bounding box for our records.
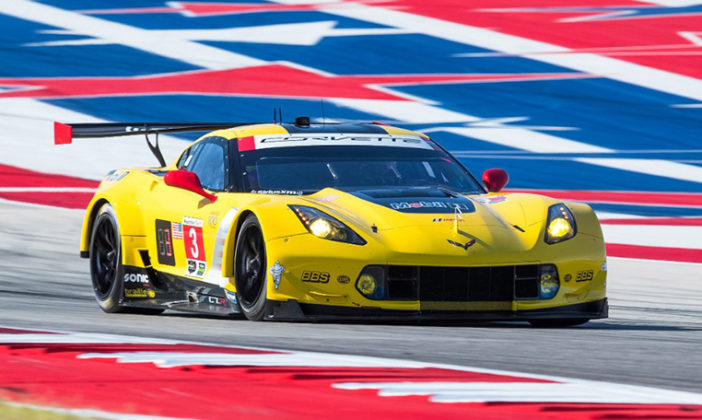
[52,117,400,166]
[54,121,260,167]
[53,122,258,144]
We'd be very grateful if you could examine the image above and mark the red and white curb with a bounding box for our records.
[1,326,700,419]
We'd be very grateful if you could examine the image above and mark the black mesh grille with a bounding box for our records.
[382,264,541,302]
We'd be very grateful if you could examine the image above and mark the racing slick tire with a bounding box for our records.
[529,318,590,328]
[234,215,269,321]
[89,203,163,315]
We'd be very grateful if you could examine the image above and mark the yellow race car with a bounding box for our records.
[55,117,607,326]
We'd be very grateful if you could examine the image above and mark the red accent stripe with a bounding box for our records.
[507,189,702,207]
[238,136,255,152]
[53,121,73,145]
[607,243,702,263]
[601,217,702,226]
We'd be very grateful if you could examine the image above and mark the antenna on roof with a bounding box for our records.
[278,107,283,124]
[273,107,277,124]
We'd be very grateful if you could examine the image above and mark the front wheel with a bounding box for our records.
[234,215,269,321]
[529,318,590,328]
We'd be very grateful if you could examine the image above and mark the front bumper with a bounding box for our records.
[261,228,607,315]
[264,298,608,322]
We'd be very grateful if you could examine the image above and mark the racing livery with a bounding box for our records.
[57,119,607,325]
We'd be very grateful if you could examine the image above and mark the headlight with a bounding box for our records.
[539,264,560,299]
[545,203,577,244]
[289,205,366,245]
[356,266,386,300]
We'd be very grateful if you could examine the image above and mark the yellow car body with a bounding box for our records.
[74,122,607,323]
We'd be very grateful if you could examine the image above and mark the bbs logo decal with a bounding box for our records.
[301,271,330,283]
[124,273,149,284]
[576,270,594,282]
[155,219,175,266]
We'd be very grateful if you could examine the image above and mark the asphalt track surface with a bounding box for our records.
[1,200,701,395]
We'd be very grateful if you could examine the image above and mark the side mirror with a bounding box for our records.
[164,170,217,202]
[482,168,509,193]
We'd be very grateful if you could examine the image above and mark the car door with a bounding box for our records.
[146,137,233,283]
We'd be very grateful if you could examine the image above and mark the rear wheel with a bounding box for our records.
[234,215,268,321]
[89,203,163,315]
[529,318,589,328]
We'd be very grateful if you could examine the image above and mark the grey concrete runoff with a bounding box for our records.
[1,200,701,393]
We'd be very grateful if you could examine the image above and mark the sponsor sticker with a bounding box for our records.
[123,272,150,284]
[225,290,238,304]
[183,217,206,278]
[433,217,462,223]
[155,219,175,266]
[124,288,155,298]
[576,270,594,282]
[473,195,508,204]
[103,170,129,182]
[391,201,473,211]
[171,222,183,239]
[251,189,303,195]
[186,259,207,278]
[301,271,331,283]
[207,296,226,306]
[250,133,433,150]
[269,261,286,290]
[183,217,203,228]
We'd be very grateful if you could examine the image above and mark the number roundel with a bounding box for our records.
[188,226,199,259]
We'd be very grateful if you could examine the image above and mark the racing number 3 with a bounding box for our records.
[184,225,205,262]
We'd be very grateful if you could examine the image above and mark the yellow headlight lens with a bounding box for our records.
[309,218,332,238]
[357,274,377,295]
[548,217,573,239]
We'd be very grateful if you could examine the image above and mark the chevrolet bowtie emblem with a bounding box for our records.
[447,239,476,250]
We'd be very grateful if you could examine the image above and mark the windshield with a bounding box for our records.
[238,145,483,195]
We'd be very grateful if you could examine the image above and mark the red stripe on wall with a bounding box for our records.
[600,217,702,226]
[0,192,94,209]
[607,243,702,263]
[0,164,99,188]
[507,189,702,207]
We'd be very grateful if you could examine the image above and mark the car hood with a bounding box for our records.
[301,187,548,230]
[296,187,558,259]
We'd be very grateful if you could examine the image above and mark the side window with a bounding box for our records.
[187,139,227,191]
[177,142,201,170]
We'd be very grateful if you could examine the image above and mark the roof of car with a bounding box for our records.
[205,122,426,141]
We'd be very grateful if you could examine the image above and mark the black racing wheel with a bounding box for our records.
[234,215,269,321]
[89,203,163,315]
